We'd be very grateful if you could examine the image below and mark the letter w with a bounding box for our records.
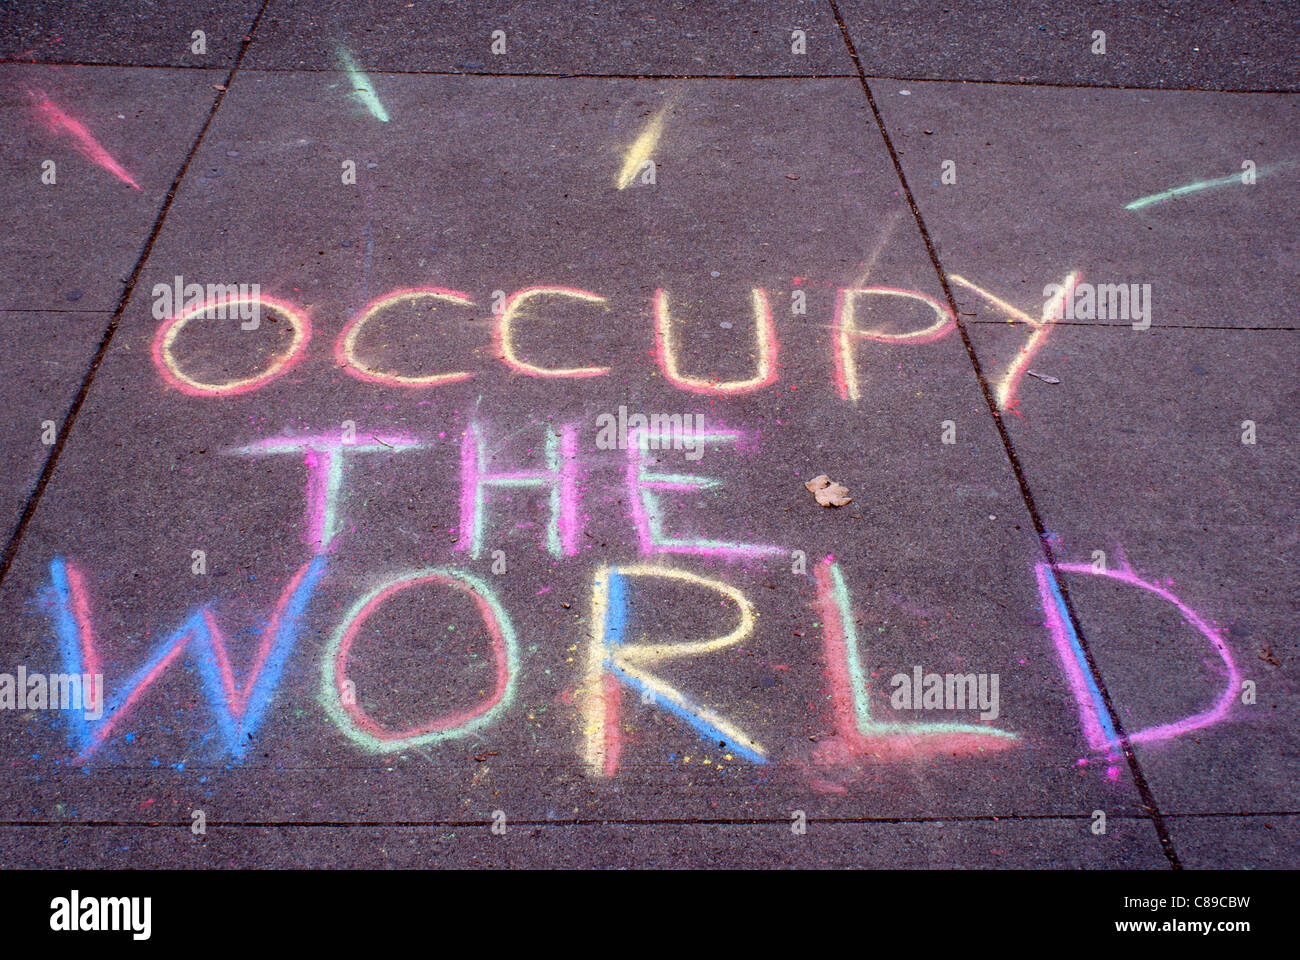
[44,555,325,760]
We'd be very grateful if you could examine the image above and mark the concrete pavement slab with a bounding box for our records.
[0,1,264,68]
[871,80,1299,329]
[0,63,226,311]
[835,0,1299,91]
[1164,814,1300,870]
[870,80,1296,834]
[0,816,1167,868]
[0,311,108,549]
[2,3,1294,872]
[955,324,1299,816]
[247,0,849,76]
[0,71,1162,866]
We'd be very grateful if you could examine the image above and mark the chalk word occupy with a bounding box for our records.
[150,273,1081,410]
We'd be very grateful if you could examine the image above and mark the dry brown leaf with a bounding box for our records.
[804,474,852,507]
[816,483,852,507]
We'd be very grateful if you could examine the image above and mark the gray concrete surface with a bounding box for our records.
[0,0,1294,869]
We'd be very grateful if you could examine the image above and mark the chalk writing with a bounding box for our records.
[320,568,518,752]
[1036,559,1240,753]
[580,564,766,776]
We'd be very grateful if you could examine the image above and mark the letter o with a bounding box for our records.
[152,293,310,397]
[321,569,518,751]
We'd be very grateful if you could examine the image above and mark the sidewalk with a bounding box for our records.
[0,0,1295,868]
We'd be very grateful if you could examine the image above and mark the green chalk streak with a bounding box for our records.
[337,47,390,122]
[1124,164,1283,210]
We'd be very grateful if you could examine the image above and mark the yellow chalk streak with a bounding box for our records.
[951,275,1041,327]
[616,104,670,190]
[835,288,953,403]
[579,567,613,776]
[161,296,308,395]
[1043,274,1079,325]
[851,210,905,289]
[579,565,764,776]
[612,565,755,661]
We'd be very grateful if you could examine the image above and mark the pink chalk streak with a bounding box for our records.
[28,88,141,190]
